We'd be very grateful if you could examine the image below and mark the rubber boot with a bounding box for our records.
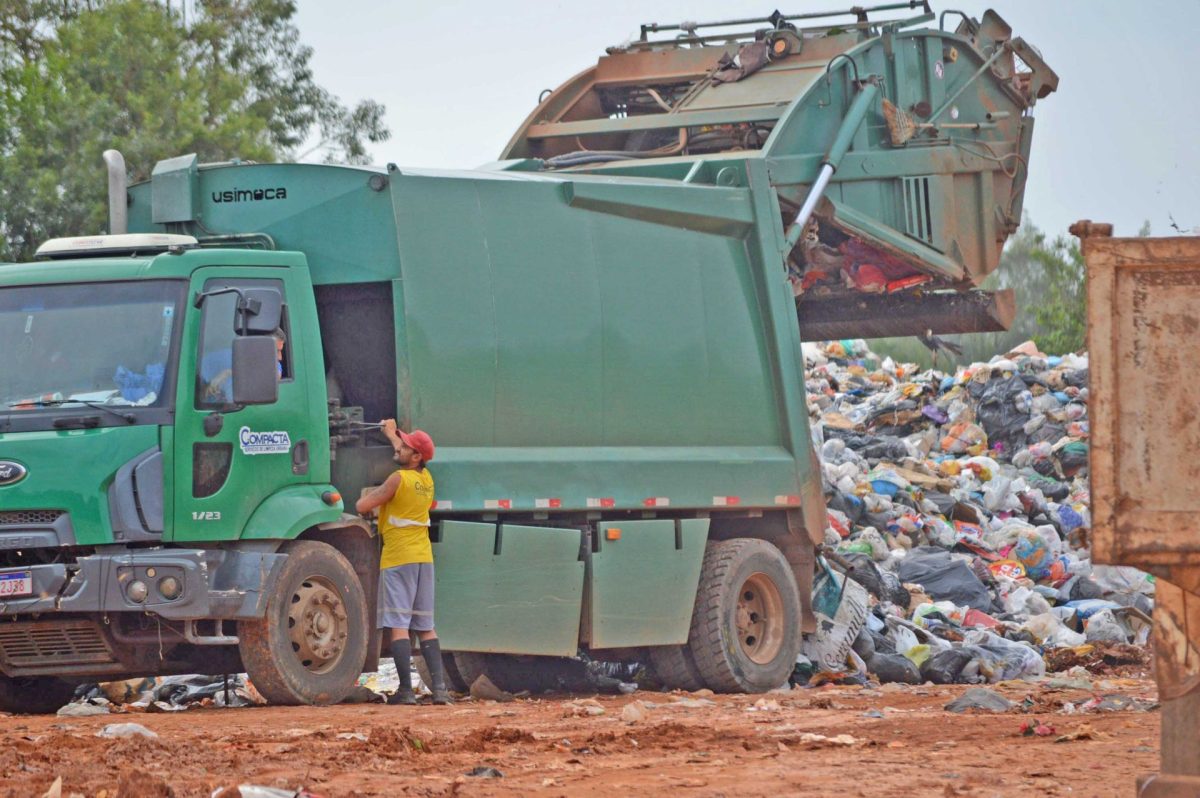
[387,637,417,705]
[421,638,454,705]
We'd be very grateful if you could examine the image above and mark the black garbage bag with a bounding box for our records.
[1029,422,1067,446]
[827,491,865,525]
[1026,474,1070,501]
[1068,576,1104,602]
[1063,368,1088,388]
[857,437,912,461]
[826,430,912,461]
[868,628,896,655]
[852,627,875,662]
[868,652,921,684]
[1058,441,1089,471]
[897,547,992,610]
[842,554,911,608]
[975,374,1030,456]
[920,647,978,684]
[924,491,958,516]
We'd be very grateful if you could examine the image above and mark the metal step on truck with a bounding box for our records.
[0,4,1054,710]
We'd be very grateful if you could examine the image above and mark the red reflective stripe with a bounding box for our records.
[643,497,670,507]
[535,498,562,509]
[713,496,741,506]
[587,498,615,508]
[484,499,511,510]
[774,494,801,505]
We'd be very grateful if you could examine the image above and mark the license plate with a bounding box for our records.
[0,570,33,598]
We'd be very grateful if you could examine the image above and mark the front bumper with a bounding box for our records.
[0,547,287,620]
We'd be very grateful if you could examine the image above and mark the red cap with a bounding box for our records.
[398,428,435,463]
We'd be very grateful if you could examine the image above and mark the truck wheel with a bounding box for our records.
[646,645,707,692]
[0,676,77,714]
[452,652,561,694]
[238,540,368,706]
[414,647,469,693]
[685,538,802,693]
[451,651,488,689]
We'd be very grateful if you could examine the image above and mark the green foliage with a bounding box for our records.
[1029,234,1086,355]
[871,216,1088,367]
[0,0,390,261]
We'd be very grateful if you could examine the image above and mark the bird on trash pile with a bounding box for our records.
[917,328,963,369]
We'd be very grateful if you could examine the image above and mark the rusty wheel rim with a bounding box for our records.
[736,572,785,665]
[287,576,349,673]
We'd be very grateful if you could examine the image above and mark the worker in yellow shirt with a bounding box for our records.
[356,420,450,705]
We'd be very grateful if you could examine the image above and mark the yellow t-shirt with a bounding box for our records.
[378,468,435,569]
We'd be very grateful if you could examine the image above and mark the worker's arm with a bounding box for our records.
[356,471,404,515]
[380,418,403,450]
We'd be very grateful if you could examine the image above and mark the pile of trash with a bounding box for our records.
[799,339,1154,687]
[60,673,267,715]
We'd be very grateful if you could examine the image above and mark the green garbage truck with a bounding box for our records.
[0,5,1054,709]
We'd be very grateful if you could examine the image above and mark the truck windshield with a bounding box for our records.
[0,280,183,412]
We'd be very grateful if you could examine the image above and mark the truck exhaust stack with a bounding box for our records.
[103,149,127,235]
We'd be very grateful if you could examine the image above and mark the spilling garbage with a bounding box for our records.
[64,673,268,714]
[799,339,1154,688]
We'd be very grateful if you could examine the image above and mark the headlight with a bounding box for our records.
[158,576,182,600]
[126,580,149,603]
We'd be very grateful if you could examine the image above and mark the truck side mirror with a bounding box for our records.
[232,336,278,405]
[238,288,283,333]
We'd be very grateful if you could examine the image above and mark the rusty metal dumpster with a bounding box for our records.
[1077,221,1200,797]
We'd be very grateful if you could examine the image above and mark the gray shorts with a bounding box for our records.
[378,562,435,631]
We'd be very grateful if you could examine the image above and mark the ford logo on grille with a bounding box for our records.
[0,461,27,486]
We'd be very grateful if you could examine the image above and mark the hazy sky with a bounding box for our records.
[295,1,1199,239]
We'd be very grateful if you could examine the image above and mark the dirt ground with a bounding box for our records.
[0,677,1161,798]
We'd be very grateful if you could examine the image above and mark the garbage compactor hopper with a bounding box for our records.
[501,3,1057,340]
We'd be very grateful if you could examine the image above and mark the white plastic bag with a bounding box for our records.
[963,629,1046,681]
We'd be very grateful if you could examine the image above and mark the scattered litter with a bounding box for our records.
[1018,718,1056,737]
[96,723,158,740]
[563,698,606,717]
[621,700,650,723]
[944,688,1014,713]
[211,787,325,798]
[56,703,109,717]
[465,767,503,778]
[1076,694,1156,713]
[1054,724,1110,743]
[796,732,858,748]
[470,674,514,703]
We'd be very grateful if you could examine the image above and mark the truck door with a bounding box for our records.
[171,271,312,541]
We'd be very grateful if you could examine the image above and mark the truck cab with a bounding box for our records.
[0,236,375,711]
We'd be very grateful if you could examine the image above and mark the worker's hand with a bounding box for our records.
[205,370,231,400]
[381,418,397,435]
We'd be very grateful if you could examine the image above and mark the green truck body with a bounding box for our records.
[0,6,1053,708]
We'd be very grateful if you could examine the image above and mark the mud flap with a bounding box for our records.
[785,508,818,635]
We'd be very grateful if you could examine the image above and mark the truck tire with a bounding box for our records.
[646,645,706,691]
[0,676,77,714]
[451,652,561,694]
[238,540,369,706]
[685,538,802,693]
[451,651,488,690]
[413,647,469,693]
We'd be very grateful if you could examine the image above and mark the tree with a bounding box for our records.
[1029,234,1086,355]
[869,216,1087,367]
[0,0,389,261]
